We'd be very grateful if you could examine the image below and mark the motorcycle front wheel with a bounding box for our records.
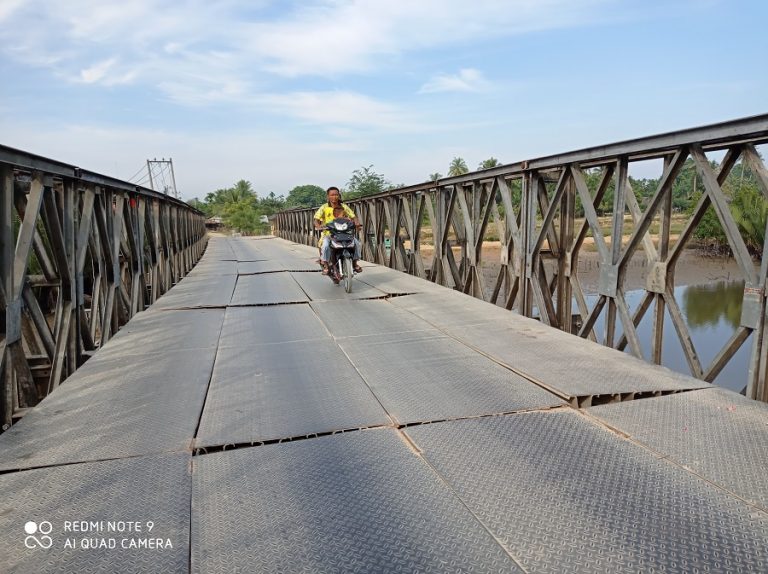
[343,257,353,293]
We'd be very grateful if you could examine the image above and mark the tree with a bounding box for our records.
[478,157,500,170]
[429,172,442,182]
[286,184,325,208]
[448,157,468,177]
[346,165,390,199]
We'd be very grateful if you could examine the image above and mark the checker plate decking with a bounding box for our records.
[0,453,190,574]
[406,411,768,574]
[589,387,768,511]
[195,340,391,447]
[191,430,523,573]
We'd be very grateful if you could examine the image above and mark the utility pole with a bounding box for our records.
[145,158,180,199]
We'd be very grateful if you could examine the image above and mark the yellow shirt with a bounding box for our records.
[314,203,356,245]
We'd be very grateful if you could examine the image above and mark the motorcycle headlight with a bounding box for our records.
[334,222,348,231]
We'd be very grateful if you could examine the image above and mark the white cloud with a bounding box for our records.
[0,0,617,86]
[419,69,490,94]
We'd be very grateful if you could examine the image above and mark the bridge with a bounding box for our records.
[1,118,768,572]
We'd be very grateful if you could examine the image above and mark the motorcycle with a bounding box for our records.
[322,217,358,293]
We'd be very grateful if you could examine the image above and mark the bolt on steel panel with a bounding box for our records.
[99,308,225,356]
[406,411,768,574]
[309,299,436,338]
[152,275,237,309]
[218,304,331,349]
[589,387,768,511]
[191,429,524,573]
[0,453,190,574]
[230,273,308,305]
[290,272,387,301]
[338,330,564,425]
[0,347,216,471]
[445,320,706,399]
[196,340,391,447]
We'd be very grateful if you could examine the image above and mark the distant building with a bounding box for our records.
[205,216,222,230]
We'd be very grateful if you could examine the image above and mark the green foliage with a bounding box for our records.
[346,165,390,199]
[478,157,500,170]
[429,172,442,182]
[286,184,326,208]
[448,157,468,177]
[196,179,283,235]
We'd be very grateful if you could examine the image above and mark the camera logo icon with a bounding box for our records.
[24,521,53,549]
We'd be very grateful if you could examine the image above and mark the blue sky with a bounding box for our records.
[1,0,766,200]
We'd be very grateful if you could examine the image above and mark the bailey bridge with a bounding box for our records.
[0,117,767,573]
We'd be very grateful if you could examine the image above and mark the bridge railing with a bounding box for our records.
[275,114,768,402]
[0,146,207,428]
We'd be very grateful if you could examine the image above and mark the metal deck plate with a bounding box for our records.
[338,331,563,424]
[152,275,236,309]
[229,240,263,261]
[589,388,768,511]
[309,299,435,338]
[237,260,285,274]
[290,272,387,301]
[218,304,330,349]
[186,260,238,277]
[98,308,225,356]
[356,266,440,295]
[0,347,215,470]
[0,453,190,574]
[191,430,523,573]
[196,340,390,447]
[390,291,514,327]
[406,411,768,574]
[230,273,308,305]
[201,238,235,260]
[446,321,706,399]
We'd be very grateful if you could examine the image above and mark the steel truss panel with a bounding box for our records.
[98,308,225,356]
[0,453,190,574]
[589,388,768,511]
[310,299,435,338]
[290,271,387,301]
[406,411,768,574]
[195,340,391,448]
[444,319,706,399]
[151,275,236,309]
[218,304,330,349]
[229,272,308,305]
[338,331,563,424]
[273,115,768,402]
[191,430,523,573]
[0,347,215,470]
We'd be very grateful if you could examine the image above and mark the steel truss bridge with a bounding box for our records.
[0,147,207,429]
[276,114,768,403]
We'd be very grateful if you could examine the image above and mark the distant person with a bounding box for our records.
[313,186,363,275]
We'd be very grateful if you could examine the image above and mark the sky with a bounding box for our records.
[1,0,766,200]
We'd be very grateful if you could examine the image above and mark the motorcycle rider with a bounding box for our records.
[313,186,363,275]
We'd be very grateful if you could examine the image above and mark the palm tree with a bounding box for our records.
[429,172,442,182]
[448,157,468,177]
[478,157,500,170]
[229,179,255,202]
